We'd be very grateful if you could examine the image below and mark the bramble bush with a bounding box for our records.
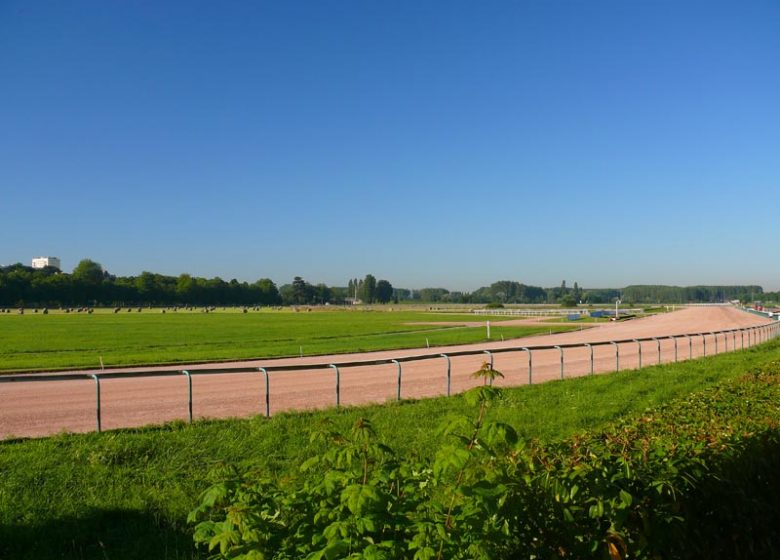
[190,362,780,559]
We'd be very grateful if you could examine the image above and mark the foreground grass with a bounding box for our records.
[2,340,780,558]
[0,310,577,373]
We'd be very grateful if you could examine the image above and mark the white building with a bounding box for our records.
[31,256,61,270]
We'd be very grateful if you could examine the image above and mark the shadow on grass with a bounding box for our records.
[0,508,197,560]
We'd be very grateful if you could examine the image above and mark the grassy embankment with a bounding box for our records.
[0,310,579,373]
[2,338,780,558]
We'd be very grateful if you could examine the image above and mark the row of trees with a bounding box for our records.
[421,281,605,305]
[0,260,767,307]
[346,276,394,304]
[620,285,764,304]
[0,261,282,307]
[0,263,398,308]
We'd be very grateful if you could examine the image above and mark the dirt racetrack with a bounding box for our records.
[0,306,774,439]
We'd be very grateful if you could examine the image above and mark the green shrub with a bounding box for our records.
[190,363,780,559]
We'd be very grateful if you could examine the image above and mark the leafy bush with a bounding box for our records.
[190,363,780,559]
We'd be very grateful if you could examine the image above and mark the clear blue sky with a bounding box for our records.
[2,1,778,291]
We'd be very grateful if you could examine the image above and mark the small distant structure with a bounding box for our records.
[31,256,61,270]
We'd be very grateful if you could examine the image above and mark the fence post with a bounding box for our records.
[724,331,728,352]
[441,354,451,396]
[741,330,745,350]
[633,339,642,369]
[673,336,678,362]
[483,350,494,386]
[258,368,270,417]
[611,341,619,372]
[688,335,692,359]
[652,337,661,364]
[391,360,402,401]
[329,365,340,408]
[702,333,707,357]
[91,374,101,433]
[585,343,594,375]
[554,346,564,379]
[182,370,193,423]
[713,332,718,354]
[521,348,533,385]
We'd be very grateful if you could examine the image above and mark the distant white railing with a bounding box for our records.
[471,308,643,317]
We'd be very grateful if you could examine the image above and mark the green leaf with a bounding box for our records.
[299,456,320,472]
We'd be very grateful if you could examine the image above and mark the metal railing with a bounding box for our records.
[1,322,778,434]
[471,308,644,317]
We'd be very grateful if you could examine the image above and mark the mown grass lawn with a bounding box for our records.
[1,339,779,559]
[0,309,578,372]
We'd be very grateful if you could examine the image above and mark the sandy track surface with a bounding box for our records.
[0,307,773,439]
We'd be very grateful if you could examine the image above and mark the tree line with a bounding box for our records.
[620,285,763,304]
[0,261,398,308]
[0,259,766,308]
[0,260,282,307]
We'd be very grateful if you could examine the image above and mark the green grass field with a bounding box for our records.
[0,309,580,373]
[2,339,779,559]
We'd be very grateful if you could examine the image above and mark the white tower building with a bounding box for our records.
[31,256,61,270]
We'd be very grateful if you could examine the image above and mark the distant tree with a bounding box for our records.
[313,283,332,304]
[329,286,349,304]
[279,284,294,305]
[252,278,280,305]
[360,274,377,304]
[136,271,159,304]
[375,280,393,304]
[291,276,310,305]
[71,259,104,303]
[393,288,411,301]
[292,277,305,293]
[72,259,104,286]
[560,294,578,308]
[176,273,195,303]
[418,288,449,302]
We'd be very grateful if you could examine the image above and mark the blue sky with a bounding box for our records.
[1,1,778,291]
